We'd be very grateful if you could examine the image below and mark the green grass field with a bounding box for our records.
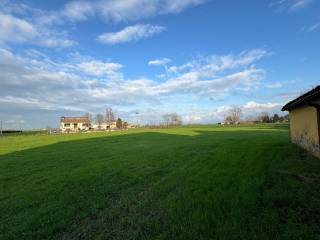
[1,124,320,240]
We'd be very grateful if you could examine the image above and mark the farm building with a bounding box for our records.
[282,86,320,158]
[60,116,90,132]
[91,121,117,130]
[60,116,120,132]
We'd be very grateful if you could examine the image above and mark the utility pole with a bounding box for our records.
[0,120,3,136]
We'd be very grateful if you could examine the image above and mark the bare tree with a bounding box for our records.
[83,112,93,129]
[170,113,182,126]
[224,116,233,124]
[46,125,52,135]
[229,106,242,124]
[95,114,104,129]
[84,112,93,123]
[105,108,115,131]
[163,113,182,127]
[163,114,171,127]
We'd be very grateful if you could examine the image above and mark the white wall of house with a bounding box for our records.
[91,122,117,130]
[60,122,117,132]
[60,122,90,132]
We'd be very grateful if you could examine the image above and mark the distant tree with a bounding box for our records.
[272,113,280,123]
[229,106,242,124]
[259,112,270,123]
[46,125,52,134]
[95,114,104,129]
[105,108,115,131]
[170,113,182,126]
[245,115,256,122]
[116,118,123,129]
[123,121,128,129]
[224,116,233,124]
[276,114,289,123]
[84,112,93,123]
[163,113,182,127]
[84,112,93,129]
[163,114,171,127]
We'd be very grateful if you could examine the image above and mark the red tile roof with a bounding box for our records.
[60,117,90,123]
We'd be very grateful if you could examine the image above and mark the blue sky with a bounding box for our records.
[0,0,319,129]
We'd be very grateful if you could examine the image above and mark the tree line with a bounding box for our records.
[224,106,289,124]
[84,108,128,129]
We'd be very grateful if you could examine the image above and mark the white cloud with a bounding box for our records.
[39,0,204,25]
[0,48,268,105]
[0,0,202,47]
[97,24,166,44]
[264,81,283,89]
[63,0,96,21]
[243,101,282,111]
[0,11,76,47]
[182,110,214,124]
[155,68,265,95]
[168,49,269,75]
[164,49,269,91]
[38,37,76,48]
[300,22,320,33]
[307,23,320,32]
[289,0,314,11]
[148,58,171,66]
[0,11,38,44]
[181,100,283,124]
[270,0,314,12]
[207,101,282,123]
[0,47,270,127]
[77,60,123,77]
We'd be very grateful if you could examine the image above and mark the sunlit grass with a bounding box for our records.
[1,124,320,239]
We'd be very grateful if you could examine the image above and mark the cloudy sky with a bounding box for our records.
[0,0,319,129]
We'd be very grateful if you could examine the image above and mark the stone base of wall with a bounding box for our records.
[292,136,320,159]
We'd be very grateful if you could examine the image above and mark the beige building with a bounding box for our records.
[60,116,120,132]
[282,86,320,158]
[60,116,90,132]
[91,121,117,130]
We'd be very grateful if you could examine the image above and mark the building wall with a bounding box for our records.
[91,122,117,130]
[289,105,320,157]
[60,121,118,132]
[60,122,89,132]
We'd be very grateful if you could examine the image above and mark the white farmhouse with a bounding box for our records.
[60,116,90,132]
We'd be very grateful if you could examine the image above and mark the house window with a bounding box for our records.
[64,123,70,127]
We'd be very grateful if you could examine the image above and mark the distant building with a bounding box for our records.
[60,116,90,132]
[282,86,320,158]
[91,121,117,130]
[126,123,136,129]
[60,116,132,132]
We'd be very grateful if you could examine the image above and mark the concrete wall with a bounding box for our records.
[289,105,320,158]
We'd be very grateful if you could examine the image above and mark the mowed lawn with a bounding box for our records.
[1,125,320,240]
